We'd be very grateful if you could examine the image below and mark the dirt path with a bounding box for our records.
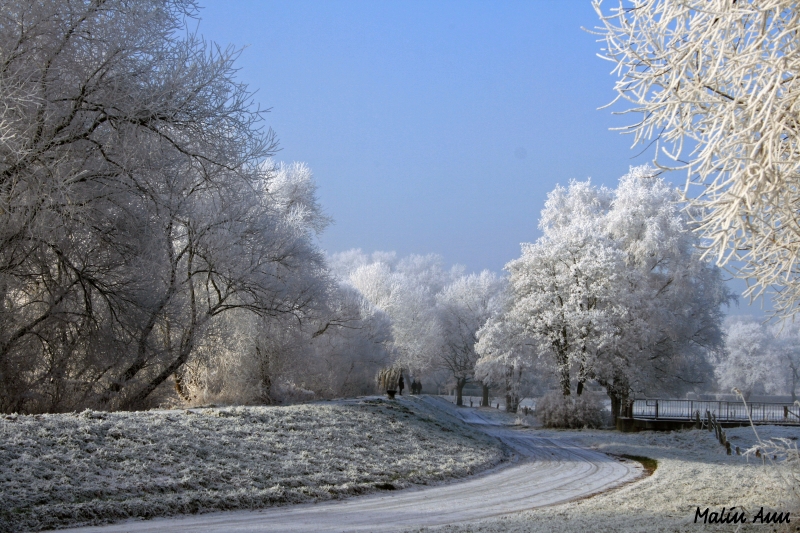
[60,398,641,533]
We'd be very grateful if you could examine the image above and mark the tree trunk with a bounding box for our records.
[559,360,571,396]
[504,365,518,412]
[505,391,518,413]
[576,352,586,396]
[481,384,489,407]
[456,378,466,406]
[609,392,621,426]
[621,392,630,419]
[121,337,194,410]
[560,375,571,396]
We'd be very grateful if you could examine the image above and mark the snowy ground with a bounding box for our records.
[0,397,503,532]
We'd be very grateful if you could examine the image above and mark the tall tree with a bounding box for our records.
[341,252,456,372]
[475,315,537,412]
[715,315,800,401]
[436,271,505,406]
[0,0,331,412]
[478,167,732,422]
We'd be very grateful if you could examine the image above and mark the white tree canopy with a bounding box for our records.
[436,271,506,404]
[478,167,732,418]
[330,251,461,372]
[0,0,333,412]
[715,315,800,400]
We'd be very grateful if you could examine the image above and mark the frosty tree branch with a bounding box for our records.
[594,0,800,317]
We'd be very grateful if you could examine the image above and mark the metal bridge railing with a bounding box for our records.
[632,398,800,425]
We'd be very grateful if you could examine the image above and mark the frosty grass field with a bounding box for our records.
[1,395,798,533]
[0,397,502,532]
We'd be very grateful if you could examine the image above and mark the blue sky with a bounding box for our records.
[196,0,763,315]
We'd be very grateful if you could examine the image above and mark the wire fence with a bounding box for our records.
[632,398,800,425]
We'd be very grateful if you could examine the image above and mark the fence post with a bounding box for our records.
[786,406,789,419]
[655,399,659,420]
[695,410,701,429]
[726,441,731,455]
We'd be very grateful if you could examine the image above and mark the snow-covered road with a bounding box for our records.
[60,398,642,533]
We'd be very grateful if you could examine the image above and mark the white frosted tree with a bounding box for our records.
[715,315,800,400]
[775,327,800,402]
[597,167,731,416]
[475,313,538,412]
[108,160,332,410]
[436,271,506,406]
[498,179,624,402]
[0,0,335,412]
[339,252,457,373]
[480,167,732,422]
[503,220,622,398]
[594,0,800,317]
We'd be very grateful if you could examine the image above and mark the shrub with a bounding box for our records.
[535,392,605,429]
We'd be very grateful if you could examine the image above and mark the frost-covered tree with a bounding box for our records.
[436,271,505,406]
[595,0,800,317]
[105,161,331,410]
[503,180,621,399]
[177,279,392,405]
[776,328,800,402]
[480,167,732,421]
[0,0,332,413]
[597,167,731,417]
[715,316,800,400]
[475,313,539,412]
[335,251,460,372]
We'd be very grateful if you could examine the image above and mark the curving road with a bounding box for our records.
[62,397,642,533]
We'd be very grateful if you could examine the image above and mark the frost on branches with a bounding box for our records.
[328,251,513,405]
[478,167,733,423]
[330,251,458,373]
[0,0,392,413]
[437,271,506,406]
[595,0,800,317]
[714,315,800,401]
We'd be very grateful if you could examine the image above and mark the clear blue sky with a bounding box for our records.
[195,0,763,315]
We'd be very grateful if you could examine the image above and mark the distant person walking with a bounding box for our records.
[398,375,404,396]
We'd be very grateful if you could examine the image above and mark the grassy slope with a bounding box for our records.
[0,397,504,532]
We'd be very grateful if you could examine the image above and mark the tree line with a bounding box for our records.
[2,0,798,419]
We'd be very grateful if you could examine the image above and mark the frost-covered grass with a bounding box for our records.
[409,424,799,533]
[0,396,504,532]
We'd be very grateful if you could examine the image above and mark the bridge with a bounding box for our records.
[617,398,800,431]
